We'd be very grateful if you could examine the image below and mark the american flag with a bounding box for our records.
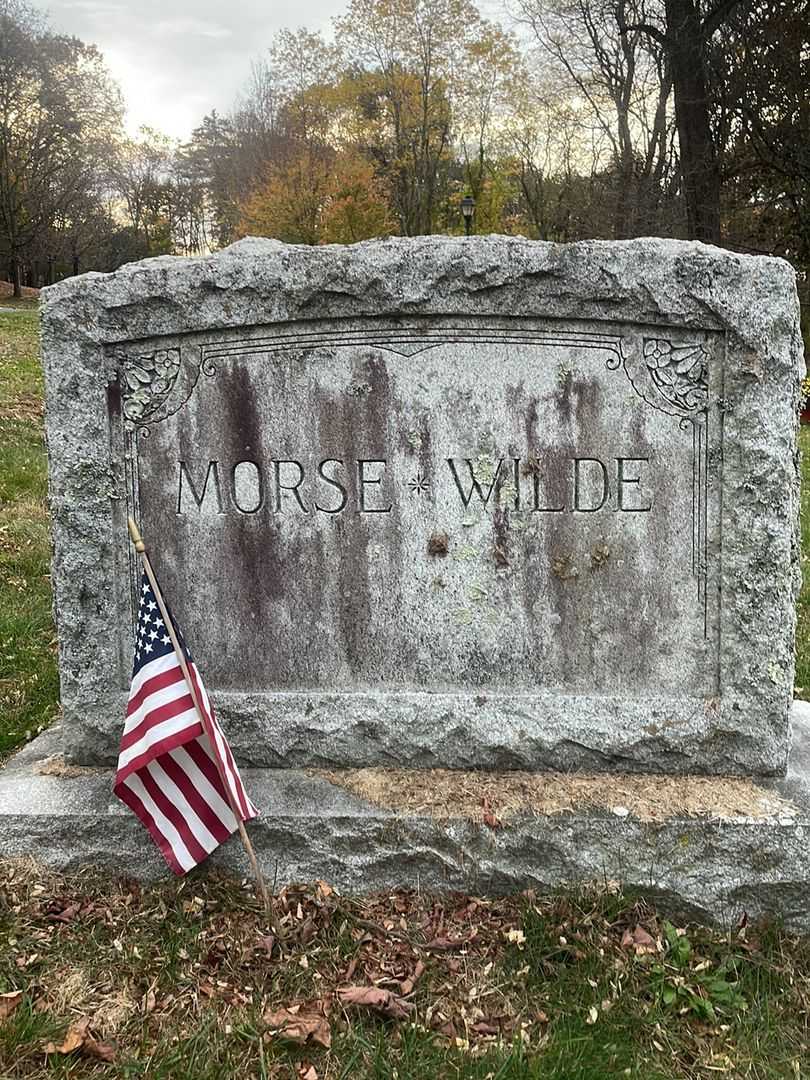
[113,572,258,874]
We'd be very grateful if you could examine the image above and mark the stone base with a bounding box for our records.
[4,705,810,929]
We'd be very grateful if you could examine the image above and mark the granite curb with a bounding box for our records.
[4,703,810,928]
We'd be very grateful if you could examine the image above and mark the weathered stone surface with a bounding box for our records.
[4,702,810,929]
[41,236,803,774]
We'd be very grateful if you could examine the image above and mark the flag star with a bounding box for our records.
[149,629,158,640]
[147,600,157,612]
[162,635,171,645]
[154,617,164,628]
[141,583,149,594]
[144,642,153,654]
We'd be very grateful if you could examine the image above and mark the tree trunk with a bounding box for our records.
[11,256,21,299]
[665,0,721,243]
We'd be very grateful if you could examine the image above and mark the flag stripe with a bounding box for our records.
[129,650,178,701]
[183,739,240,828]
[120,694,196,753]
[189,664,252,821]
[147,758,222,853]
[127,664,185,717]
[160,749,233,844]
[124,678,191,737]
[120,771,195,873]
[117,720,203,783]
[200,722,255,821]
[138,764,209,866]
[115,777,185,875]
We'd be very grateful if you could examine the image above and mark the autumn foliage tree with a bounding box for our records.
[239,148,392,244]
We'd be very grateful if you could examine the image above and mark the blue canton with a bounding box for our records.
[133,573,175,675]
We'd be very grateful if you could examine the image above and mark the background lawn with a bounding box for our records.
[0,302,57,758]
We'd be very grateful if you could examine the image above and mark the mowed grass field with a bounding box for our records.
[0,300,57,758]
[2,304,810,1079]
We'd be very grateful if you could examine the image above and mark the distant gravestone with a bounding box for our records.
[42,237,802,775]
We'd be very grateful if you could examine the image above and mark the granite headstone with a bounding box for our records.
[41,236,803,775]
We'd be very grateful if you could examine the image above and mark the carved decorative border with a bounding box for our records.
[114,319,715,640]
[607,336,710,634]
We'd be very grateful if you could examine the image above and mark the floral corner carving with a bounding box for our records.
[643,339,709,416]
[116,347,181,430]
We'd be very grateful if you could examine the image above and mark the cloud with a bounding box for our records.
[44,0,339,138]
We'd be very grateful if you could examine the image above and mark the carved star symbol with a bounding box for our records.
[407,472,430,495]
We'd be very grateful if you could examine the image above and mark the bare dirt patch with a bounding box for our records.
[0,281,39,299]
[314,767,796,823]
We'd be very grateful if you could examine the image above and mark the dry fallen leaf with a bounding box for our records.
[45,1017,90,1055]
[256,934,275,958]
[298,1064,318,1080]
[48,902,81,923]
[338,985,414,1021]
[0,991,24,1020]
[425,935,469,952]
[43,1018,116,1063]
[400,959,426,996]
[85,1036,117,1063]
[264,1007,331,1049]
[482,796,503,830]
[472,1020,500,1035]
[621,926,658,955]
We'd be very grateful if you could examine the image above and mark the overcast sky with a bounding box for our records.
[44,0,343,139]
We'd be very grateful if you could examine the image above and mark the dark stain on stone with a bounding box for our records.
[418,421,432,482]
[428,531,449,556]
[107,379,121,421]
[525,395,539,454]
[492,505,510,567]
[220,361,290,687]
[320,350,397,680]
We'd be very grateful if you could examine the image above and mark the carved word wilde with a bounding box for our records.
[176,455,653,516]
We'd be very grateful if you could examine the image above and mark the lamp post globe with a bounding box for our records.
[461,194,476,237]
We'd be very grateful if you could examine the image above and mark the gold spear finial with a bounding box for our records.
[127,516,146,553]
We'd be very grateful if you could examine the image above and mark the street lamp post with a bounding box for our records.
[461,194,476,236]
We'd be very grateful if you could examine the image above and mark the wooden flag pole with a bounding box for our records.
[126,516,274,922]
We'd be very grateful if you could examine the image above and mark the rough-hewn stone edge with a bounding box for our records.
[63,690,786,777]
[5,709,810,929]
[40,236,805,775]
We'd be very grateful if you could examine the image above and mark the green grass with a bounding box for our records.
[0,304,58,757]
[0,868,809,1079]
[795,425,810,696]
